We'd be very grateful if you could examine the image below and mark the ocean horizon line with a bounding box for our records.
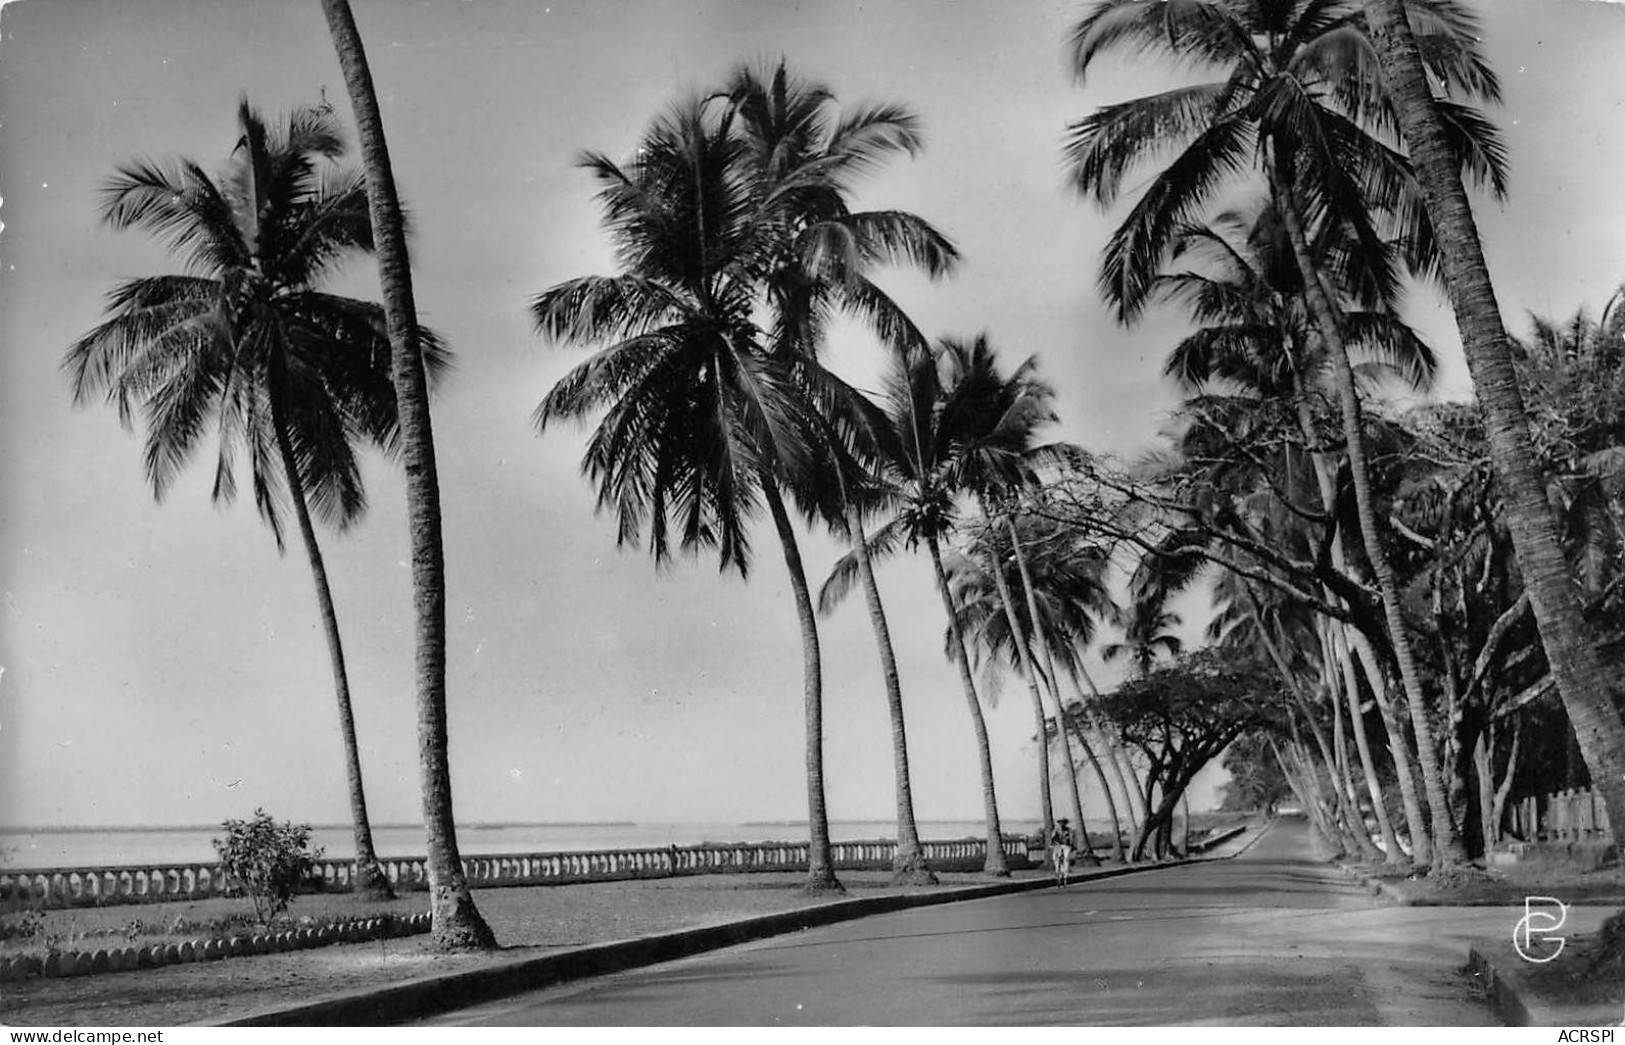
[1,816,1024,835]
[0,820,639,834]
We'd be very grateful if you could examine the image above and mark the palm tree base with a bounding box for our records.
[802,870,846,896]
[352,863,396,902]
[428,888,498,951]
[888,851,939,887]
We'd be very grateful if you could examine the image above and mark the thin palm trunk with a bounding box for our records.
[1292,398,1431,863]
[845,502,934,884]
[761,475,842,894]
[1244,585,1382,860]
[1330,624,1405,863]
[1275,737,1340,851]
[1272,169,1465,867]
[1079,663,1147,837]
[268,377,393,900]
[1005,517,1091,855]
[1488,719,1522,844]
[321,0,494,949]
[1061,675,1125,862]
[983,526,1055,837]
[1344,628,1430,862]
[926,534,1009,875]
[1364,0,1625,859]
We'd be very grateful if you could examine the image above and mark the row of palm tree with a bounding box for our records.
[64,0,1625,952]
[1054,0,1625,888]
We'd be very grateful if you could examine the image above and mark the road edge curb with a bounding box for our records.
[1466,946,1543,1027]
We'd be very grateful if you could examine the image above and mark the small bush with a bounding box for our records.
[213,809,323,925]
[0,909,46,942]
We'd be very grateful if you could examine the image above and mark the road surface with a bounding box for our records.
[423,818,1510,1026]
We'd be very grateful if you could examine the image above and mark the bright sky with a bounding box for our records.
[1,0,1622,832]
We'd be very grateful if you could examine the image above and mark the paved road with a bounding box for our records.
[424,819,1513,1026]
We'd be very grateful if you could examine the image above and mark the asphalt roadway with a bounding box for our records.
[421,818,1520,1026]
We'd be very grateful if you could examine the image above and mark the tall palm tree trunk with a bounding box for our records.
[1069,675,1136,852]
[321,0,494,949]
[1272,168,1465,867]
[926,534,1009,875]
[983,527,1055,837]
[1078,664,1146,839]
[761,475,842,894]
[1330,623,1406,863]
[1059,678,1125,862]
[1005,517,1092,856]
[1363,0,1625,855]
[1344,628,1430,861]
[268,380,393,900]
[845,502,935,884]
[1245,586,1383,860]
[1293,399,1430,862]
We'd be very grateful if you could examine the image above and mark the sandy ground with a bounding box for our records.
[0,869,1037,1027]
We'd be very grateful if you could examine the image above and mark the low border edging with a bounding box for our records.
[222,834,1261,1028]
[0,913,431,985]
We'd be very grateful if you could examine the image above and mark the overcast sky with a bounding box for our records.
[2,0,1622,832]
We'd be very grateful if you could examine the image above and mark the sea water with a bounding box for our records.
[0,820,1033,871]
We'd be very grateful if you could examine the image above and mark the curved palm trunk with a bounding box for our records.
[1245,585,1383,860]
[926,534,1009,875]
[1275,737,1340,851]
[845,503,934,884]
[1005,517,1092,857]
[982,527,1055,838]
[1058,678,1125,862]
[1272,170,1465,868]
[761,476,842,894]
[321,0,494,949]
[1344,628,1429,862]
[1293,399,1430,862]
[268,381,393,901]
[1069,673,1137,852]
[1079,663,1147,839]
[1364,0,1625,861]
[1331,625,1406,863]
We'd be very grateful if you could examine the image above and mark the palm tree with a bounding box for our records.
[1103,596,1183,678]
[1154,201,1430,862]
[1362,0,1625,877]
[720,60,958,885]
[1065,0,1508,866]
[532,95,851,893]
[944,529,1071,851]
[949,515,1127,862]
[819,344,1017,875]
[62,96,436,904]
[933,337,1087,841]
[321,0,496,948]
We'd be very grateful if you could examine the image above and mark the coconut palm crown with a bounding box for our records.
[65,97,449,902]
[1065,0,1507,321]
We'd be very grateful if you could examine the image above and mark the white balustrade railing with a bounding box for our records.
[1,835,1034,911]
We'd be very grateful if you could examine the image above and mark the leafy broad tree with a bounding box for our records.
[1096,650,1285,860]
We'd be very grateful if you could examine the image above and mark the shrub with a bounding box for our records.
[213,809,323,925]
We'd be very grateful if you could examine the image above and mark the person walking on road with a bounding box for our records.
[1049,818,1075,887]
